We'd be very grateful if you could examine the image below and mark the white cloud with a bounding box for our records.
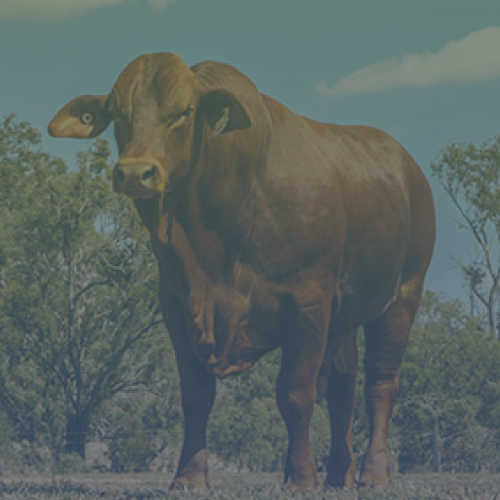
[318,27,500,96]
[0,0,177,22]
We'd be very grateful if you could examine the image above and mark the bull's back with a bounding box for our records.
[259,96,434,326]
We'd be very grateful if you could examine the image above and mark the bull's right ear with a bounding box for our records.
[199,90,251,135]
[48,95,110,139]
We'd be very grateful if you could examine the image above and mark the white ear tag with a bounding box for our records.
[212,107,230,137]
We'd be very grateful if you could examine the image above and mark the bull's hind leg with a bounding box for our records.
[325,332,357,488]
[360,279,423,487]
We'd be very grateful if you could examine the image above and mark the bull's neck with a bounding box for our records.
[175,143,256,280]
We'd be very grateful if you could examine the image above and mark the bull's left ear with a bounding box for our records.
[199,90,251,135]
[48,95,110,139]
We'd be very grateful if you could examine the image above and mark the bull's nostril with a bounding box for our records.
[142,166,158,182]
[112,162,159,196]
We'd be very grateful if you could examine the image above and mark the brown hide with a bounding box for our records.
[49,53,435,491]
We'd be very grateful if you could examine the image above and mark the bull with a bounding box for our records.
[49,52,435,490]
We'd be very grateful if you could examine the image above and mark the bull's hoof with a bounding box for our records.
[169,478,209,491]
[358,474,390,489]
[283,482,318,493]
[325,474,356,490]
[325,461,357,489]
[283,476,318,492]
[283,460,319,492]
[360,449,390,489]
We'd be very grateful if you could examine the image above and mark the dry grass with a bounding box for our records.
[1,472,499,499]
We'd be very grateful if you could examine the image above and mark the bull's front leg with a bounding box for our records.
[173,352,216,490]
[276,290,330,491]
[161,293,216,490]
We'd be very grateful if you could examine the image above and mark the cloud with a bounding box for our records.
[317,26,500,96]
[0,0,177,22]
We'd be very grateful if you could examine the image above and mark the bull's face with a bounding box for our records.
[49,53,251,200]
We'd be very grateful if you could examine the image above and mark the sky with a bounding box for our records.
[1,0,500,301]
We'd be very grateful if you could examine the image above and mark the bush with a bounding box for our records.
[108,434,157,473]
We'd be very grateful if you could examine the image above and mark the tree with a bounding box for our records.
[395,291,500,473]
[431,136,500,336]
[0,115,166,461]
[0,114,56,470]
[208,351,286,471]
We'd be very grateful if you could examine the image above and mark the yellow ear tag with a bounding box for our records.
[212,107,230,137]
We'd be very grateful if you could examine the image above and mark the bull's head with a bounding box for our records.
[48,53,251,199]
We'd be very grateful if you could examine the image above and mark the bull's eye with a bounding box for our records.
[166,105,194,127]
[81,112,94,125]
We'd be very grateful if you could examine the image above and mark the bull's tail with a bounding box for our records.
[316,328,358,394]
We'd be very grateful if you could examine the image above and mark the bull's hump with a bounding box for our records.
[191,60,258,93]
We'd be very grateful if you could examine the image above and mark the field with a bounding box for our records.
[1,472,500,500]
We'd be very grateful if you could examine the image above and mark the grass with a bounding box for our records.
[1,472,500,499]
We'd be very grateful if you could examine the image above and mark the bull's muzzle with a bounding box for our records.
[112,160,163,198]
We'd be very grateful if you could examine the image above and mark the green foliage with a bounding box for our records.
[431,135,500,335]
[0,115,168,466]
[52,452,88,475]
[209,351,286,472]
[102,367,182,473]
[109,433,157,473]
[396,291,500,473]
[209,350,332,473]
[432,136,500,225]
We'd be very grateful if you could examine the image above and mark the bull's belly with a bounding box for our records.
[189,261,404,378]
[189,279,283,379]
[201,315,280,379]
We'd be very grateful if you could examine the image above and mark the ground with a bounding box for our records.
[1,471,499,499]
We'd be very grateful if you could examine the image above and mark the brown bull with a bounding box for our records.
[49,53,435,490]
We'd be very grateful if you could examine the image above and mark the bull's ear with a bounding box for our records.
[199,90,251,135]
[48,95,110,139]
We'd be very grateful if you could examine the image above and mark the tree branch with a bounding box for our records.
[72,280,110,306]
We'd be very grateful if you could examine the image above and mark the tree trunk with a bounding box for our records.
[432,418,441,473]
[65,414,88,459]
